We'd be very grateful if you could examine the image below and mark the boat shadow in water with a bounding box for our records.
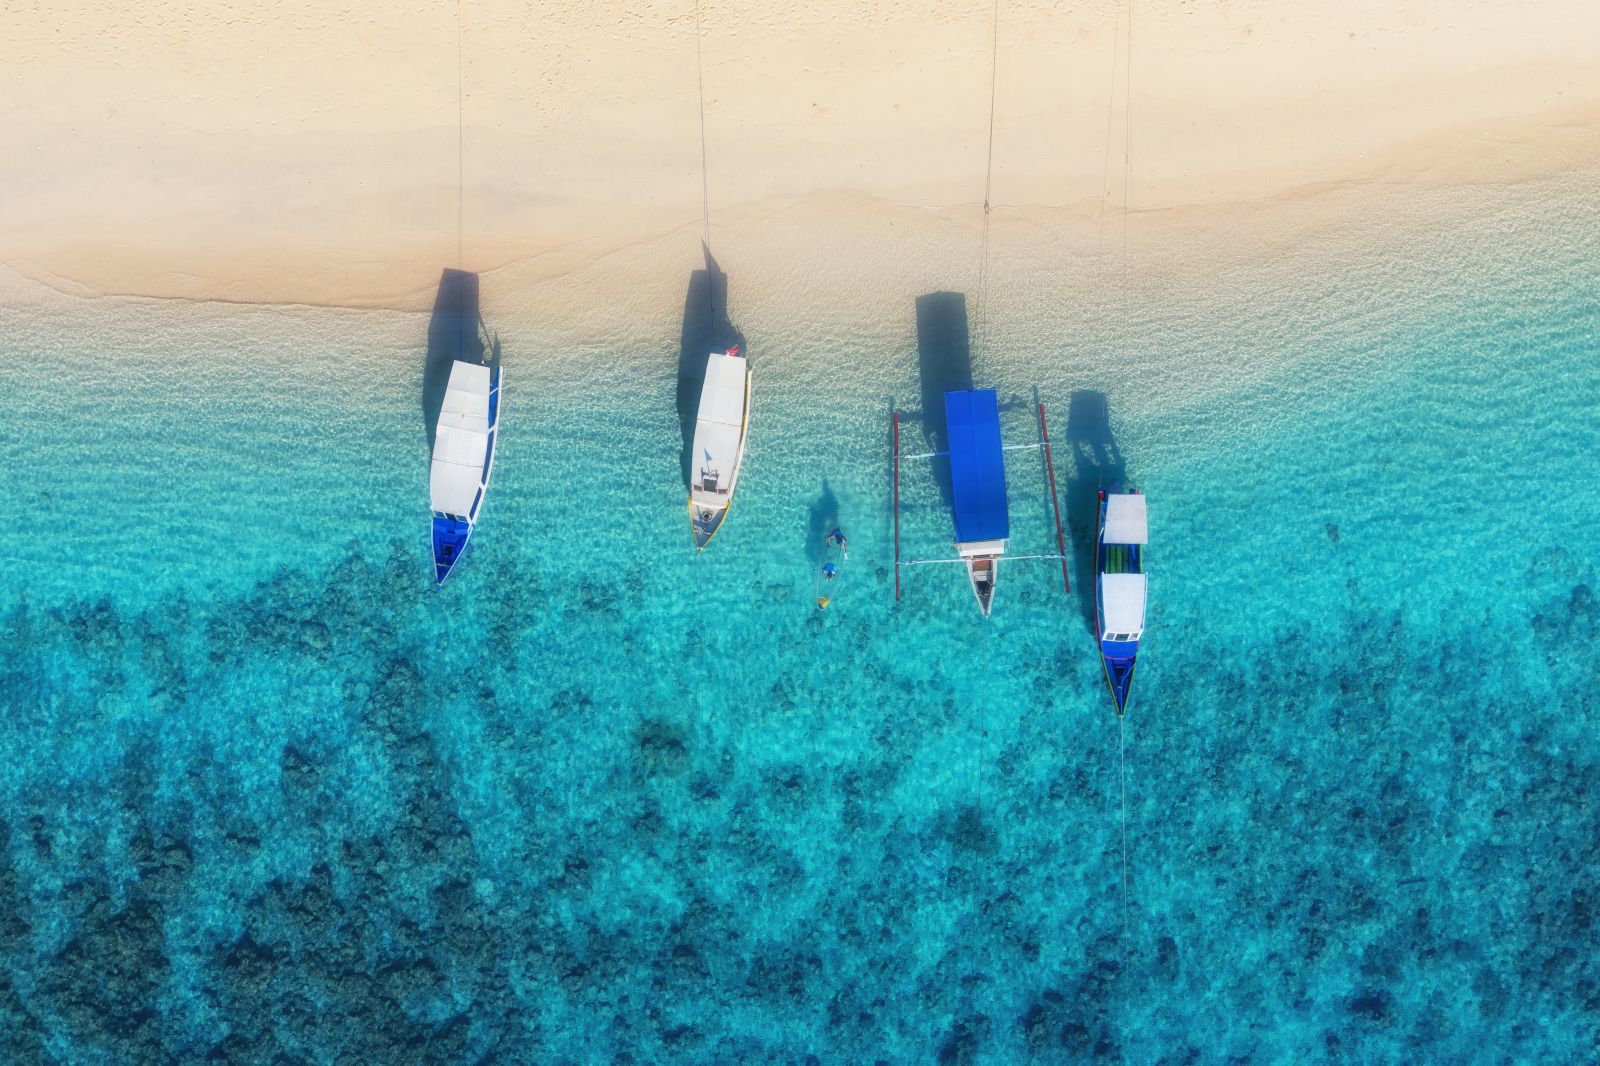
[676,243,746,490]
[422,267,497,451]
[806,479,841,564]
[909,291,974,510]
[1065,389,1126,635]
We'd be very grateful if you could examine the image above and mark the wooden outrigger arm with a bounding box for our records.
[1037,401,1071,595]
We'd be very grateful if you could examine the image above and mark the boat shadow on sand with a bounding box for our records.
[676,244,746,490]
[898,291,1030,503]
[1065,389,1126,636]
[422,267,500,451]
[906,291,974,512]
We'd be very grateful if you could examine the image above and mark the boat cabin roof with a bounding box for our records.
[946,389,1010,545]
[430,360,493,516]
[1103,493,1148,545]
[691,352,747,497]
[1101,573,1147,635]
[698,352,747,428]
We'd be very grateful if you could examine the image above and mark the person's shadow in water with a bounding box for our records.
[1065,390,1126,635]
[909,291,974,511]
[676,243,746,489]
[422,267,498,450]
[806,479,841,564]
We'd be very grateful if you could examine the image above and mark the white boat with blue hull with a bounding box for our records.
[430,359,501,584]
[1095,486,1147,715]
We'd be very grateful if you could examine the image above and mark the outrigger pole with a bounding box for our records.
[1037,402,1071,594]
[892,409,902,601]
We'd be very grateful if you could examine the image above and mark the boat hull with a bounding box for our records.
[1098,642,1139,716]
[1094,489,1145,715]
[690,501,729,550]
[429,362,501,585]
[966,555,998,617]
[687,352,750,550]
[432,515,472,584]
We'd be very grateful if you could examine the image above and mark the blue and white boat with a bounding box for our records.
[689,345,751,550]
[1095,485,1147,714]
[430,359,501,584]
[946,389,1010,616]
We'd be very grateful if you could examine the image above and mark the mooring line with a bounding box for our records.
[1119,0,1133,351]
[1118,713,1129,931]
[694,0,711,249]
[1096,0,1123,257]
[456,0,465,268]
[975,0,999,358]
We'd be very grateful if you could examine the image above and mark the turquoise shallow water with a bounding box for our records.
[2,172,1599,1063]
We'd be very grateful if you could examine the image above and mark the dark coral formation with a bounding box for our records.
[0,546,1597,1063]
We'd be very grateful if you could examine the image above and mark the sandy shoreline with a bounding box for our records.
[3,0,1599,308]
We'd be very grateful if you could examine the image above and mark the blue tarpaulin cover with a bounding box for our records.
[945,389,1009,543]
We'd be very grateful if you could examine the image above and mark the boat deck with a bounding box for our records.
[1101,543,1143,575]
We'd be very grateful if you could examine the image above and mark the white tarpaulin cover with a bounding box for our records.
[691,352,748,499]
[430,361,492,516]
[1101,573,1147,636]
[1103,493,1148,545]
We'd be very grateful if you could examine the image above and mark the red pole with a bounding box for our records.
[1038,402,1070,595]
[892,410,902,601]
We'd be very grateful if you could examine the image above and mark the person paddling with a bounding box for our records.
[826,527,848,560]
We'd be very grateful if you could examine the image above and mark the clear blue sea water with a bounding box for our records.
[1,171,1598,1063]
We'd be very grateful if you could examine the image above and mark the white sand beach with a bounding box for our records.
[2,0,1598,308]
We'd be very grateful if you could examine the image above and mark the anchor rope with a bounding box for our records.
[967,4,1001,1021]
[975,0,1000,359]
[1118,713,1129,930]
[694,0,711,249]
[1114,5,1136,1037]
[456,0,465,268]
[1120,0,1133,356]
[1096,0,1122,257]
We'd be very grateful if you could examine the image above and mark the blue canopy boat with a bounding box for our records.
[1095,485,1148,714]
[946,389,1010,616]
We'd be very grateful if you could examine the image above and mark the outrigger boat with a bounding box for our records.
[429,355,501,584]
[689,346,751,549]
[947,389,1009,615]
[892,391,1071,616]
[1095,485,1148,715]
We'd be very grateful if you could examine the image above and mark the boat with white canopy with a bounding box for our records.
[430,358,501,584]
[1095,486,1147,715]
[688,346,751,549]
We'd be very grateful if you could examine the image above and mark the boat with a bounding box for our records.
[429,358,501,584]
[688,345,751,549]
[946,389,1010,616]
[1095,485,1148,714]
